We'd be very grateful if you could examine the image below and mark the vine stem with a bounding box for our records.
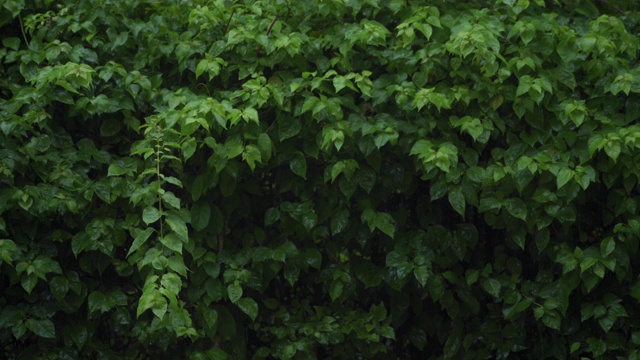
[18,14,29,48]
[156,133,163,238]
[520,290,543,308]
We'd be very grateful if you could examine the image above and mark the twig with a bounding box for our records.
[256,16,278,58]
[598,0,626,16]
[266,16,278,36]
[224,7,237,35]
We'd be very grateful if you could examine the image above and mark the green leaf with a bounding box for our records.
[237,298,258,321]
[167,256,188,277]
[600,237,615,257]
[279,117,302,141]
[330,280,344,301]
[503,299,532,319]
[0,239,17,265]
[466,166,486,183]
[181,138,197,161]
[166,212,189,241]
[142,207,162,225]
[162,191,181,209]
[69,324,88,350]
[512,230,526,250]
[219,170,236,197]
[301,96,319,114]
[107,163,128,177]
[374,212,396,238]
[100,118,122,137]
[604,140,621,162]
[289,152,307,179]
[191,200,211,231]
[242,144,261,171]
[127,227,154,257]
[556,168,573,189]
[414,266,430,287]
[264,208,280,226]
[429,182,447,201]
[25,319,55,338]
[448,186,465,217]
[2,37,20,50]
[331,208,349,235]
[542,312,561,330]
[88,291,107,313]
[160,233,183,254]
[227,283,243,303]
[21,274,37,294]
[49,276,69,301]
[482,278,501,298]
[504,198,527,221]
[257,133,272,163]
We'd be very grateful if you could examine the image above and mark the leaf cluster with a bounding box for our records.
[2,0,640,358]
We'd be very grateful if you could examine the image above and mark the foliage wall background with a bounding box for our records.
[2,0,640,358]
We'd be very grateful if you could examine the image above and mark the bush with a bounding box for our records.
[2,0,640,358]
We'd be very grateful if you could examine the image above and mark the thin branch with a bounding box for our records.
[256,16,278,58]
[224,7,237,35]
[598,0,626,16]
[266,15,278,36]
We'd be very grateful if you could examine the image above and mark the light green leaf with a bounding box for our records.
[162,191,181,209]
[0,239,18,265]
[556,168,573,189]
[142,207,162,225]
[604,140,621,162]
[242,144,262,171]
[160,233,183,254]
[165,213,188,241]
[127,227,154,257]
[181,138,197,161]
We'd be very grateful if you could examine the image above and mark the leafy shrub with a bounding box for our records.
[2,0,640,358]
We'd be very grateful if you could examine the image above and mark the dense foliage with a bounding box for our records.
[2,0,640,358]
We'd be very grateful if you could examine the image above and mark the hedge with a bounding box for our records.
[2,0,640,358]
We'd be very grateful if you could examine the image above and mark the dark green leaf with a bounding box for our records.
[504,198,527,221]
[191,201,211,231]
[290,152,307,179]
[237,298,258,321]
[482,278,501,298]
[25,319,55,338]
[227,283,242,303]
[448,186,465,217]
